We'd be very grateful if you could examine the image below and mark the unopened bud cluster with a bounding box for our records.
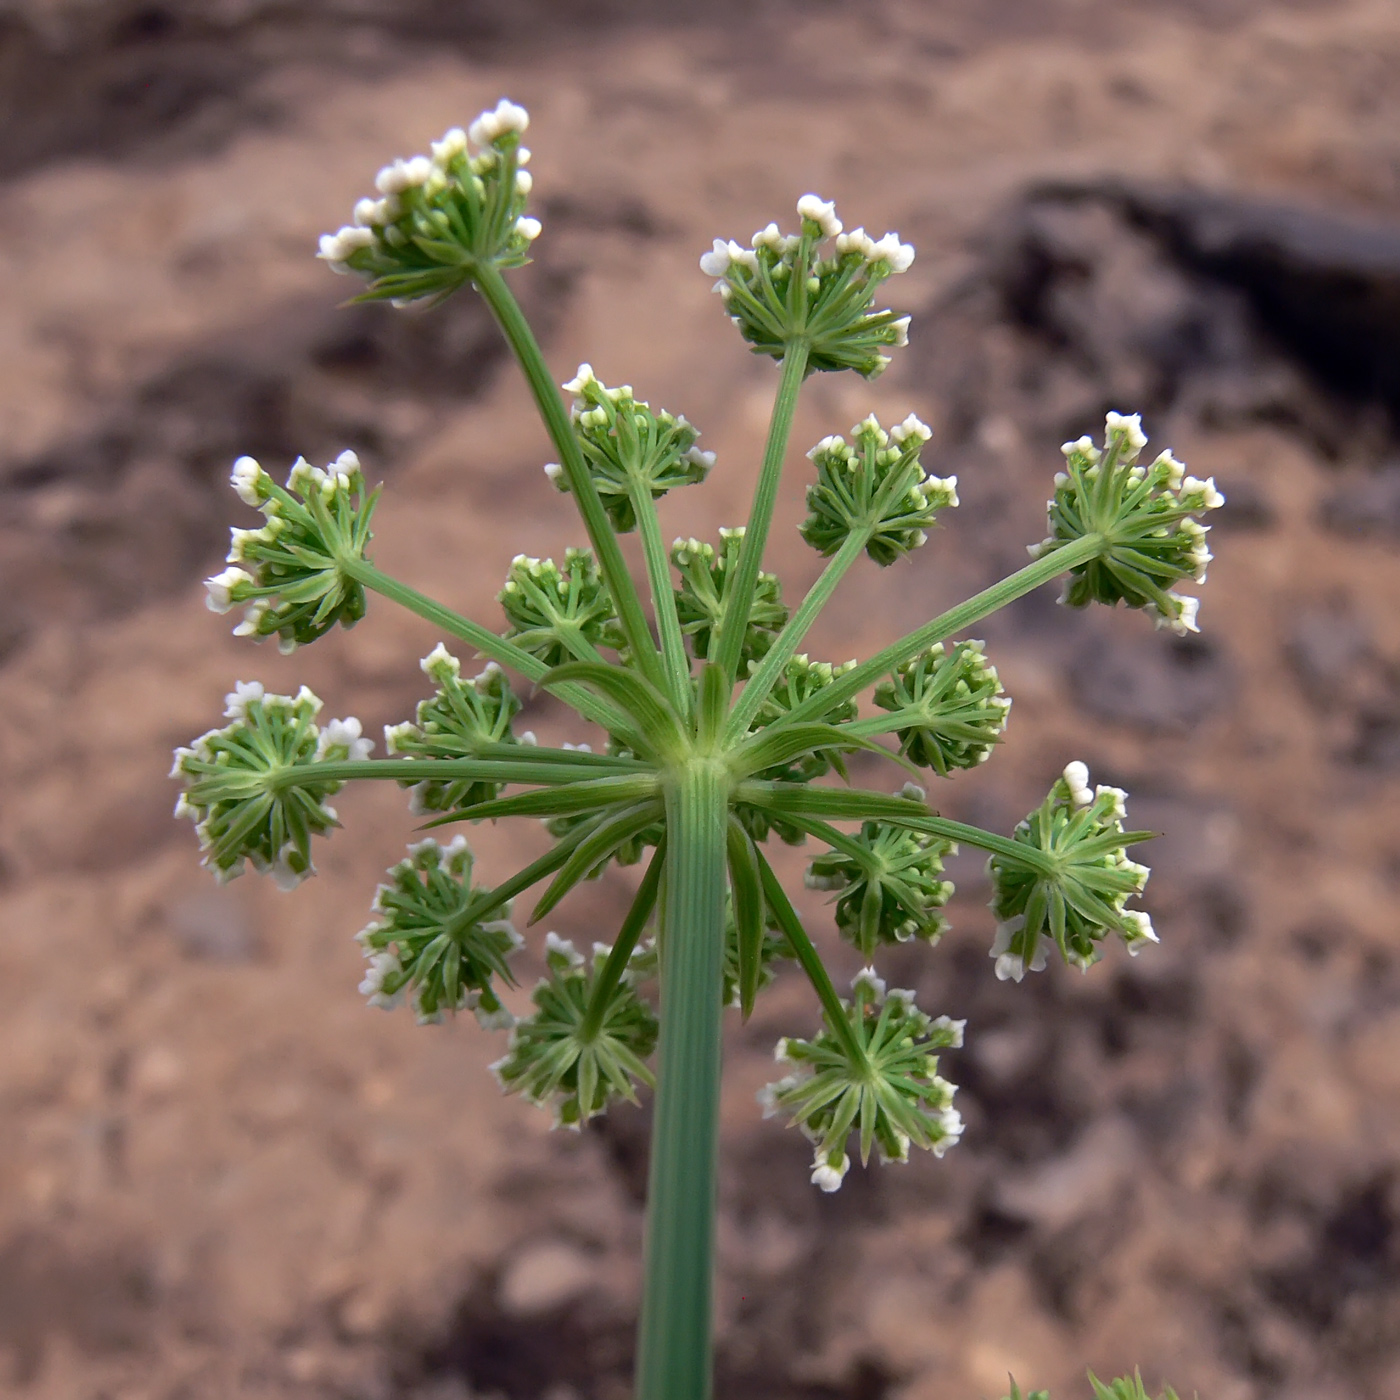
[205,451,375,653]
[672,529,788,665]
[801,413,957,565]
[1030,412,1224,636]
[356,836,520,1026]
[700,194,914,377]
[807,811,955,955]
[873,639,1010,775]
[317,98,540,304]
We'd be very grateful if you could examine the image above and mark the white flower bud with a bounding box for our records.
[515,216,542,241]
[223,680,266,720]
[420,642,461,682]
[868,232,914,272]
[468,98,530,147]
[1104,411,1148,454]
[430,127,468,164]
[796,193,842,238]
[889,413,932,445]
[562,363,597,395]
[317,716,373,763]
[205,566,253,614]
[811,1154,849,1192]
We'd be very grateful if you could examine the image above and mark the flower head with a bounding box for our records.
[762,970,963,1190]
[800,413,955,565]
[171,684,368,887]
[551,367,713,532]
[671,528,788,666]
[700,195,916,377]
[1029,413,1224,635]
[491,934,658,1129]
[987,762,1156,981]
[211,449,376,653]
[317,99,539,304]
[498,548,619,666]
[385,648,525,816]
[357,836,521,1025]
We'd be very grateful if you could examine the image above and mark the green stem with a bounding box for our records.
[757,854,865,1066]
[280,756,641,788]
[471,263,666,694]
[712,342,810,681]
[726,528,866,739]
[579,838,666,1042]
[770,534,1104,731]
[343,557,633,737]
[636,761,729,1400]
[631,481,692,718]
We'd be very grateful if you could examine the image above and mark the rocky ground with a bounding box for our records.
[1,1,1399,1397]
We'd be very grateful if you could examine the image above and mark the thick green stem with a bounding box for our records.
[770,534,1104,731]
[343,557,633,737]
[631,481,692,717]
[726,528,866,739]
[636,762,729,1400]
[712,342,810,681]
[471,263,666,694]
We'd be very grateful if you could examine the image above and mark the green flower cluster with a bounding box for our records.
[671,529,788,665]
[204,451,377,653]
[799,413,957,565]
[761,968,963,1191]
[1030,411,1224,636]
[491,933,659,1129]
[385,645,526,816]
[499,548,618,666]
[171,682,370,888]
[806,806,955,955]
[317,98,540,304]
[988,761,1156,981]
[356,835,521,1026]
[548,364,714,532]
[872,639,1011,775]
[700,194,914,377]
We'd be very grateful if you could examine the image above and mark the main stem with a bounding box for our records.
[712,342,810,681]
[636,761,729,1400]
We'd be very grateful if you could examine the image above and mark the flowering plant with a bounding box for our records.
[174,98,1220,1399]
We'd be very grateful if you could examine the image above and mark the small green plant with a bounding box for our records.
[1000,1369,1188,1400]
[176,99,1219,1399]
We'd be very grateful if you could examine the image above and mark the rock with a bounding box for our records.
[497,1240,596,1318]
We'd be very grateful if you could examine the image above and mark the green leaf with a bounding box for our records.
[725,817,765,1019]
[542,661,686,761]
[728,722,916,781]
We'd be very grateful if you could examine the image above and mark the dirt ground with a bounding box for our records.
[2,1,1400,1397]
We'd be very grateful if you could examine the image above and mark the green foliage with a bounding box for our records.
[672,528,788,665]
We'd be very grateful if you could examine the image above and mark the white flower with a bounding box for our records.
[1152,593,1200,636]
[353,196,396,227]
[1062,760,1093,806]
[230,455,266,506]
[851,965,887,1001]
[1095,784,1128,820]
[932,1108,963,1156]
[317,716,373,763]
[317,226,375,266]
[1104,411,1148,455]
[811,1153,850,1192]
[204,566,253,614]
[1120,909,1158,951]
[1060,434,1101,463]
[515,169,533,195]
[223,680,266,720]
[383,721,419,754]
[1181,475,1226,510]
[516,216,542,241]
[698,238,731,277]
[544,931,584,966]
[796,194,842,239]
[868,232,915,272]
[475,1002,515,1031]
[420,642,460,681]
[430,126,468,164]
[931,1015,966,1048]
[468,98,530,147]
[543,462,564,486]
[889,413,932,445]
[562,363,598,395]
[836,226,877,259]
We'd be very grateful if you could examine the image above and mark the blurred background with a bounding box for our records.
[1,1,1399,1397]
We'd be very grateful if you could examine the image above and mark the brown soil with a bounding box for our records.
[2,2,1399,1398]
